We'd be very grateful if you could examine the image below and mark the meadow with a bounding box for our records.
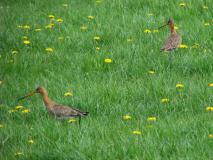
[0,0,213,159]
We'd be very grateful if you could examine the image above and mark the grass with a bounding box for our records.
[0,0,213,159]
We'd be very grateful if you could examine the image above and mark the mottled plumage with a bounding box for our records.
[160,19,182,52]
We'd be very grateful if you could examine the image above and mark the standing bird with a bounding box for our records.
[18,86,89,121]
[159,18,182,52]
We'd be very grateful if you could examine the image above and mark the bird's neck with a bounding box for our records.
[170,24,176,34]
[40,93,55,110]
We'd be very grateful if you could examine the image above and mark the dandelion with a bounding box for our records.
[48,15,54,19]
[80,26,88,31]
[132,130,142,135]
[94,36,101,41]
[88,15,94,20]
[209,134,213,138]
[161,98,169,103]
[179,2,186,7]
[28,139,34,144]
[123,115,131,120]
[15,152,24,156]
[68,118,77,123]
[35,28,41,32]
[153,29,159,33]
[179,44,188,49]
[23,25,30,29]
[45,23,54,29]
[104,58,112,63]
[15,105,24,110]
[206,106,213,111]
[148,70,155,74]
[22,109,30,113]
[144,29,151,33]
[23,40,30,45]
[96,47,100,51]
[203,6,208,9]
[64,92,73,97]
[0,124,4,128]
[208,83,213,87]
[45,48,53,53]
[57,18,63,23]
[174,26,179,30]
[147,116,157,122]
[204,23,210,26]
[176,83,184,88]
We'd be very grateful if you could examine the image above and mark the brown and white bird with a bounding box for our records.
[159,18,182,52]
[18,86,89,120]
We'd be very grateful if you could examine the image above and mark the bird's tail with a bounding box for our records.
[82,112,89,116]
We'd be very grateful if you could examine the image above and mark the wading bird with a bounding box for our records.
[159,18,182,52]
[18,86,89,122]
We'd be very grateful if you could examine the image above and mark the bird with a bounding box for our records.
[18,86,89,121]
[159,18,182,52]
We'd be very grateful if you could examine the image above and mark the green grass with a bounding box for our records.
[0,0,213,159]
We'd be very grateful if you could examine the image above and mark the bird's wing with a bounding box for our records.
[52,105,88,118]
[161,34,181,51]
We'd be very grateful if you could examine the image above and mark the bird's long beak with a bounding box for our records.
[18,90,36,101]
[158,24,168,29]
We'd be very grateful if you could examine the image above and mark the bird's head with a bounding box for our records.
[159,18,175,29]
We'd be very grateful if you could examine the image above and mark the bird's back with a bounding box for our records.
[161,33,182,52]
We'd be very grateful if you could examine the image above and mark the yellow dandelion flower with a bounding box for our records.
[96,47,101,51]
[23,40,30,45]
[15,152,24,156]
[147,116,157,122]
[28,139,34,144]
[88,15,94,20]
[62,4,68,7]
[174,26,179,30]
[104,58,112,63]
[35,28,41,32]
[8,109,17,113]
[209,134,213,138]
[94,36,101,41]
[57,18,63,23]
[176,83,184,88]
[203,6,208,9]
[144,29,151,33]
[127,38,133,42]
[161,98,169,103]
[45,24,54,29]
[179,44,188,49]
[48,15,54,19]
[0,124,4,128]
[153,29,159,33]
[208,83,213,87]
[206,106,213,111]
[179,2,186,7]
[204,23,210,26]
[45,48,53,53]
[22,109,30,113]
[23,25,30,29]
[64,92,73,97]
[12,50,18,55]
[123,115,131,120]
[68,118,77,123]
[80,26,88,31]
[148,70,155,74]
[132,130,142,135]
[15,105,24,110]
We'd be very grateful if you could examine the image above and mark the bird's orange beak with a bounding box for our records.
[18,90,36,101]
[158,24,168,29]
